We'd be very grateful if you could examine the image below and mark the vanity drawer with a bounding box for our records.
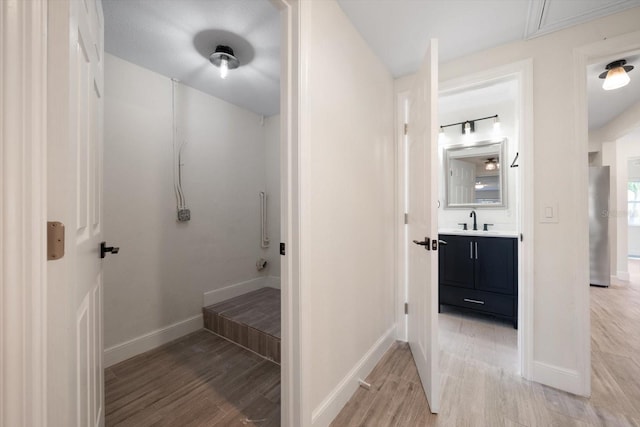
[440,285,514,317]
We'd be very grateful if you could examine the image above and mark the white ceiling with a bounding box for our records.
[336,0,640,78]
[337,0,530,78]
[102,0,281,117]
[440,79,517,116]
[103,0,640,128]
[336,0,640,131]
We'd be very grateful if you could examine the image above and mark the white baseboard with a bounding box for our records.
[203,277,266,307]
[532,361,584,396]
[616,271,630,281]
[311,325,397,426]
[203,276,281,307]
[104,314,203,368]
[265,276,281,289]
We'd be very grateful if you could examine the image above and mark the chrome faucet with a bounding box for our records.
[469,210,477,231]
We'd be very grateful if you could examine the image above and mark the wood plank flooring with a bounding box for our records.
[106,261,640,426]
[440,305,518,375]
[105,330,280,426]
[205,288,281,338]
[333,259,640,426]
[203,287,281,363]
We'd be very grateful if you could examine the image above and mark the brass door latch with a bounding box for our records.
[47,221,65,260]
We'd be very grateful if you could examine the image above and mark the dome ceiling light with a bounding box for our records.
[599,59,634,91]
[485,158,498,171]
[209,45,240,79]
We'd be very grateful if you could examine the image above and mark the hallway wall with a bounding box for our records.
[300,1,396,424]
[103,54,279,362]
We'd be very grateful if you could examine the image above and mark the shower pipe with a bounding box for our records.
[171,79,187,211]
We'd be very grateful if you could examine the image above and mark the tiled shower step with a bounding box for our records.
[203,287,280,364]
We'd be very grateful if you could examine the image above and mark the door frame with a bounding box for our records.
[0,0,303,426]
[272,0,303,426]
[573,29,640,396]
[0,0,49,425]
[395,59,535,379]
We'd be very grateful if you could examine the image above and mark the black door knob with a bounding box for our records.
[412,237,430,246]
[100,241,120,259]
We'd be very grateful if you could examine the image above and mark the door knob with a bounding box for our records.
[412,238,430,250]
[100,241,120,259]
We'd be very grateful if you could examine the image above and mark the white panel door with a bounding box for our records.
[407,39,440,413]
[450,158,476,204]
[73,1,105,425]
[49,0,105,425]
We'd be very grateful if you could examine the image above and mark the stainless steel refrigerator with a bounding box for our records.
[589,166,610,287]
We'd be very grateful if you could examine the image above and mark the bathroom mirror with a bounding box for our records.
[444,139,507,208]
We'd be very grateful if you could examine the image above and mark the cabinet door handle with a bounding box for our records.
[475,242,478,259]
[470,242,473,259]
[464,298,485,305]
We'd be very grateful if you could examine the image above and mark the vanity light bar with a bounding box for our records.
[440,114,499,135]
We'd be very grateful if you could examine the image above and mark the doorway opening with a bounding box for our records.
[587,50,640,286]
[629,157,640,260]
[586,46,640,420]
[100,0,293,424]
[437,76,522,376]
[396,59,534,404]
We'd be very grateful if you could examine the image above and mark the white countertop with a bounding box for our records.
[438,229,518,238]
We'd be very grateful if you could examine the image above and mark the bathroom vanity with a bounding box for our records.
[438,231,518,328]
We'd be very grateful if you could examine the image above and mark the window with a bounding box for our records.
[629,181,640,226]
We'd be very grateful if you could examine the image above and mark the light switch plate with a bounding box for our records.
[539,202,559,223]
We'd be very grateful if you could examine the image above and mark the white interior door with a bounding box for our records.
[450,158,476,204]
[406,39,440,413]
[48,0,105,425]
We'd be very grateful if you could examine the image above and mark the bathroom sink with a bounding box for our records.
[438,229,518,238]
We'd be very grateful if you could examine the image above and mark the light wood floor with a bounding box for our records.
[333,259,640,426]
[106,260,640,426]
[439,306,518,375]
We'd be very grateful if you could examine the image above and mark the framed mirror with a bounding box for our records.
[444,139,507,208]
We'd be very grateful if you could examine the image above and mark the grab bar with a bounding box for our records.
[259,192,270,248]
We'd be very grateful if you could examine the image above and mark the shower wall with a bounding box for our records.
[264,115,281,279]
[103,54,280,364]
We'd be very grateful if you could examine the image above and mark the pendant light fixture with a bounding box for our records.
[209,45,240,79]
[599,59,634,91]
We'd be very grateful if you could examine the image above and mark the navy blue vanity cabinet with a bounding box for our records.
[438,234,474,289]
[439,234,518,328]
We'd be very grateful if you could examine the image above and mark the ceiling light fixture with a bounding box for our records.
[485,158,498,171]
[463,121,474,135]
[599,59,634,91]
[209,45,240,79]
